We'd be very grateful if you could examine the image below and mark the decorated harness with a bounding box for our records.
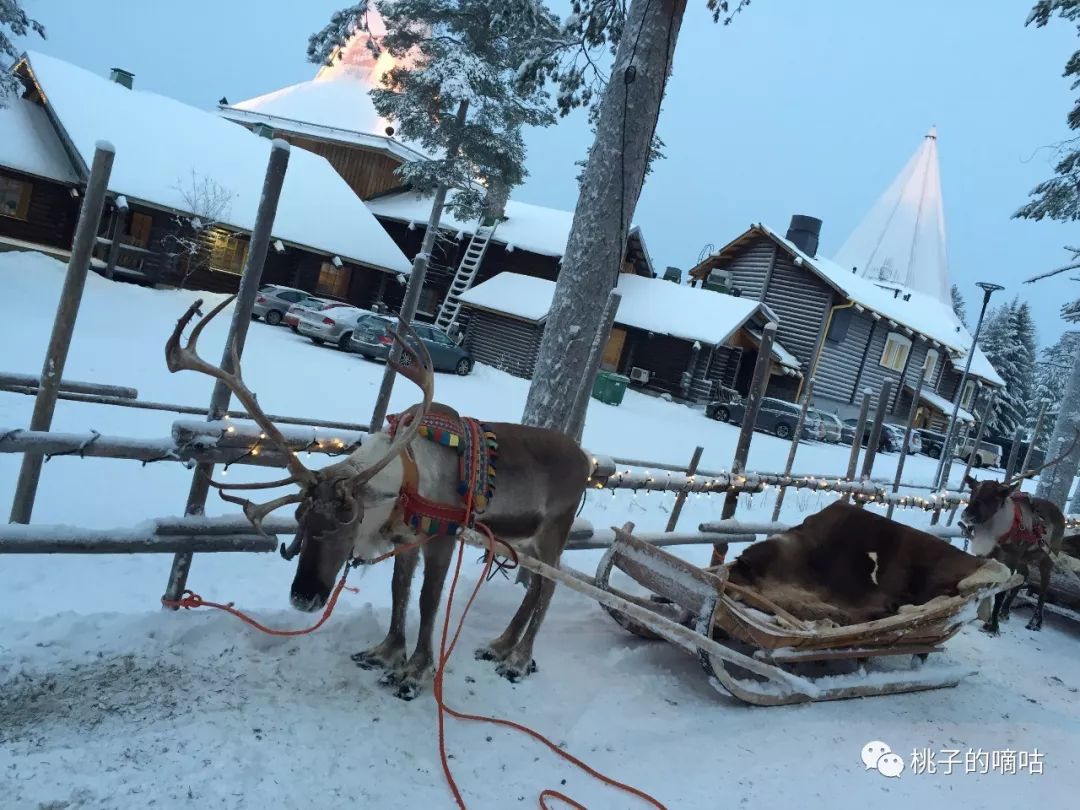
[998,492,1048,549]
[386,409,498,536]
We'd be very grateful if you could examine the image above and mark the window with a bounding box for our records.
[209,231,249,275]
[0,176,31,220]
[125,212,153,248]
[960,380,977,410]
[922,349,940,382]
[316,261,350,297]
[879,332,911,372]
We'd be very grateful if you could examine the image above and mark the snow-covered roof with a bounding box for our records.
[758,225,1005,387]
[834,128,949,304]
[22,51,411,275]
[459,272,783,350]
[0,94,78,184]
[907,383,975,423]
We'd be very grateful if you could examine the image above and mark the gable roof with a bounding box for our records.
[20,51,411,275]
[459,271,783,350]
[693,224,1005,387]
[0,94,78,184]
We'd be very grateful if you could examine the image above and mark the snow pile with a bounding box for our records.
[24,51,411,275]
[2,251,1073,809]
[0,95,78,184]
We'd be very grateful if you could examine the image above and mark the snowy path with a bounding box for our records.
[3,252,1079,809]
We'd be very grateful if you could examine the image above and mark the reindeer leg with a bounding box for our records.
[475,571,542,663]
[983,590,1007,635]
[352,545,418,671]
[1026,556,1053,632]
[494,517,572,682]
[389,537,455,701]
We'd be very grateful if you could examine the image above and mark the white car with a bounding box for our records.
[296,305,370,350]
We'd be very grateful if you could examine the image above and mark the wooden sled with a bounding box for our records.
[1013,554,1080,623]
[593,524,1022,706]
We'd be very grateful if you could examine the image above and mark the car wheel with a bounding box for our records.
[929,447,940,459]
[290,325,299,333]
[972,456,983,468]
[338,332,353,351]
[775,422,793,440]
[713,406,731,423]
[265,310,283,326]
[310,337,324,346]
[455,358,471,375]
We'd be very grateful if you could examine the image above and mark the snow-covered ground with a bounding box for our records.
[2,251,1078,809]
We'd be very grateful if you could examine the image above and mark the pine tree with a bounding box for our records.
[950,283,968,328]
[1033,331,1080,445]
[0,0,44,105]
[978,301,1035,436]
[519,0,753,432]
[309,1,559,427]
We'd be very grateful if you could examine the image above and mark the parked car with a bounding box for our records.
[956,437,1004,468]
[296,305,370,350]
[841,420,918,453]
[706,395,825,441]
[252,284,310,326]
[917,428,948,459]
[811,409,844,444]
[283,295,342,331]
[349,314,474,375]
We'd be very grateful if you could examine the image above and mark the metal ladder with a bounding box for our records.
[435,222,498,331]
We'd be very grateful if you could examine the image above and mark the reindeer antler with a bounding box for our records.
[349,319,435,485]
[167,298,316,487]
[1006,428,1080,486]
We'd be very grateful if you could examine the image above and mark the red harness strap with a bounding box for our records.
[998,495,1046,547]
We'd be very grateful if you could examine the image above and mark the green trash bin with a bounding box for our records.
[591,371,630,406]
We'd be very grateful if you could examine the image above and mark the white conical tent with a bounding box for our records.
[833,127,950,304]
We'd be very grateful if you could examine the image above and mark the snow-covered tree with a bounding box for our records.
[309,1,560,427]
[520,0,752,432]
[162,171,236,290]
[1033,331,1080,445]
[978,301,1036,436]
[950,283,968,328]
[0,0,44,105]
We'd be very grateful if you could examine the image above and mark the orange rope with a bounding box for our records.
[432,523,667,810]
[159,536,433,636]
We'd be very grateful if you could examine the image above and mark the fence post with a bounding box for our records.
[1020,400,1049,477]
[1003,425,1024,482]
[770,377,814,521]
[947,390,998,530]
[104,196,129,281]
[9,143,115,524]
[859,379,892,483]
[665,445,704,532]
[162,141,290,604]
[712,322,776,566]
[842,389,872,504]
[886,367,927,519]
[567,290,622,442]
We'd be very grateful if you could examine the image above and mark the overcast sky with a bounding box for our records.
[20,0,1079,345]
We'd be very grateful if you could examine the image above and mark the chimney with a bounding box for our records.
[785,214,822,258]
[109,68,134,89]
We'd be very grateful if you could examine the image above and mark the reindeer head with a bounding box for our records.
[166,298,434,612]
[959,476,1018,536]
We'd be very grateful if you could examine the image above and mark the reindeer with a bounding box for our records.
[166,298,591,699]
[958,441,1075,634]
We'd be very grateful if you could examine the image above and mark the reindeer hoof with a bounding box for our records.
[496,659,538,683]
[352,645,405,671]
[394,681,423,701]
[377,669,404,688]
[474,645,510,662]
[1026,619,1043,632]
[980,623,1000,636]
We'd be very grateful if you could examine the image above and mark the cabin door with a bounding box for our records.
[602,327,627,371]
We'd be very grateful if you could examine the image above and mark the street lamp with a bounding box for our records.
[934,281,1005,490]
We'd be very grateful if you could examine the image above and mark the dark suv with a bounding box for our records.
[706,395,825,441]
[917,428,948,459]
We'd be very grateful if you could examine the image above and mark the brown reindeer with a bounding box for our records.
[166,298,591,699]
[959,443,1074,634]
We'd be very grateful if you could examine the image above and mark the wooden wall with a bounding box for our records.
[462,308,543,379]
[277,134,404,200]
[0,169,78,250]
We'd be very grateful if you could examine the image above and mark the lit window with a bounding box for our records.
[879,332,912,372]
[209,230,249,275]
[317,261,350,297]
[923,349,940,381]
[0,175,31,220]
[960,380,976,410]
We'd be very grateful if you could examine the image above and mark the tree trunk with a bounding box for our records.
[1036,350,1080,509]
[521,0,686,430]
[369,99,470,431]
